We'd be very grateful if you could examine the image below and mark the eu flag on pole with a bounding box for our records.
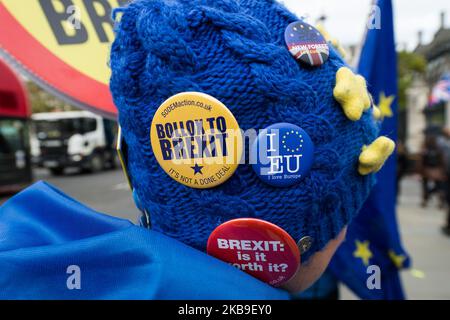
[329,0,410,300]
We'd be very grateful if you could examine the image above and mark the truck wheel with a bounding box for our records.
[50,167,64,176]
[108,153,118,169]
[87,154,103,173]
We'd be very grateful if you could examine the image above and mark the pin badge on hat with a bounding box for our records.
[285,21,329,67]
[251,123,314,187]
[297,236,314,255]
[150,92,243,189]
[207,218,300,287]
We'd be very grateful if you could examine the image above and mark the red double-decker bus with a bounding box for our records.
[0,58,32,193]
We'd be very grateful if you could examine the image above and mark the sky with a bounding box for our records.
[281,0,449,51]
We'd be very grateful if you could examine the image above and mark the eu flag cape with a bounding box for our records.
[0,181,289,300]
[329,0,410,300]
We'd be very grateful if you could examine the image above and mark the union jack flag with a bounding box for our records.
[430,73,450,106]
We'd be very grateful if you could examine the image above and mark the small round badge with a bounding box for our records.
[297,236,314,255]
[251,123,314,187]
[150,92,243,189]
[285,21,329,67]
[207,218,300,287]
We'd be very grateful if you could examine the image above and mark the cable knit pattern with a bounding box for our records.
[110,0,380,260]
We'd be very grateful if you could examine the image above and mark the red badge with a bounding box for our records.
[207,218,300,287]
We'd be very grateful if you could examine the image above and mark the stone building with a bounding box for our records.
[406,12,450,155]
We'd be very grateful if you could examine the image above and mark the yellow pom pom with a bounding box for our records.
[372,105,382,120]
[333,67,371,121]
[358,137,396,175]
[315,24,347,58]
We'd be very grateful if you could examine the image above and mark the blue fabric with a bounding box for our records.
[293,271,338,300]
[329,0,410,300]
[0,181,289,300]
[110,0,379,260]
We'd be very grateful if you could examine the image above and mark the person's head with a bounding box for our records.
[442,128,450,139]
[110,0,394,292]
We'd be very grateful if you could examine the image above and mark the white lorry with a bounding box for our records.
[32,111,117,175]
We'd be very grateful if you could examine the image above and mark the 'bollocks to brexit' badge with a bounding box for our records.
[251,123,314,188]
[207,218,301,287]
[150,92,243,189]
[285,21,329,67]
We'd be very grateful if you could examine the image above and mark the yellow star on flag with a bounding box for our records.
[378,92,395,118]
[388,250,406,269]
[353,240,373,266]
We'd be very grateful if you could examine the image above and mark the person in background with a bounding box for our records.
[438,129,450,236]
[396,141,409,203]
[419,135,446,209]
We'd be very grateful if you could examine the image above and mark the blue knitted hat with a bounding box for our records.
[110,0,391,259]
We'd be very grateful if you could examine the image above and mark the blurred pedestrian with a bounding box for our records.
[396,141,409,202]
[419,135,446,208]
[438,129,450,236]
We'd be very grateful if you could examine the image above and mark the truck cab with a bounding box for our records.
[0,58,32,194]
[32,111,117,175]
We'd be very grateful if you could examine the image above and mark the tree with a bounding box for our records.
[26,81,76,113]
[397,51,427,111]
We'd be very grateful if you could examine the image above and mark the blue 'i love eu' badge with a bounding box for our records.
[251,123,314,187]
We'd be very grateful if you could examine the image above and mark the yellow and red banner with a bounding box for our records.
[0,0,127,118]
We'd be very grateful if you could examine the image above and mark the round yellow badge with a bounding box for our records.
[150,92,243,189]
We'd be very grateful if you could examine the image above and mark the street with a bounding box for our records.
[1,168,450,299]
[393,175,450,300]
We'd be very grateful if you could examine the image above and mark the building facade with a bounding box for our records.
[407,12,450,154]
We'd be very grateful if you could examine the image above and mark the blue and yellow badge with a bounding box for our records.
[150,92,243,189]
